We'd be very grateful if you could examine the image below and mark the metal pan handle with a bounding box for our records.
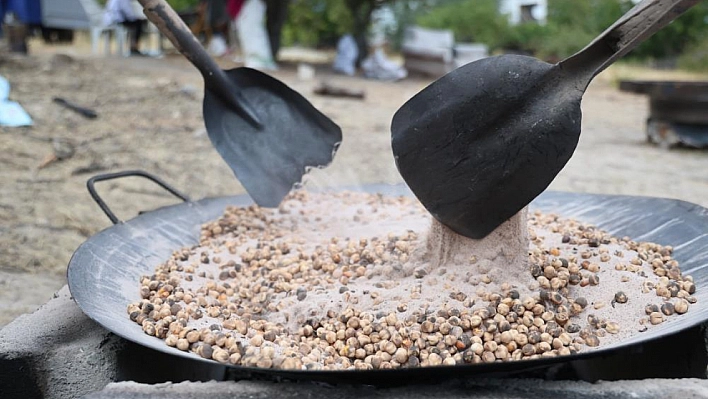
[87,170,190,225]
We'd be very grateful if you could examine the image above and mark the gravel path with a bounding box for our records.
[1,50,706,327]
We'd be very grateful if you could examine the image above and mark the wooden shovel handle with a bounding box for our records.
[137,0,222,81]
[136,0,262,127]
[561,0,699,79]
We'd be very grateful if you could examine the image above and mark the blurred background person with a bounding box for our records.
[103,0,144,55]
[230,0,276,69]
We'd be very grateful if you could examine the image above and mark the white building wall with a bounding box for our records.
[499,0,548,25]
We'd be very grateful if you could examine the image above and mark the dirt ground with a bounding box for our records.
[1,42,707,327]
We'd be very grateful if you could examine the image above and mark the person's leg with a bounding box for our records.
[123,19,143,54]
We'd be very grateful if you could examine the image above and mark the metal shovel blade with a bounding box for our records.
[391,0,698,239]
[392,55,582,239]
[204,67,342,207]
[138,0,342,207]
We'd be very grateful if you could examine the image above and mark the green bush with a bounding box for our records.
[515,0,629,60]
[545,0,627,34]
[678,38,708,72]
[167,0,200,12]
[538,0,708,61]
[416,0,514,51]
[282,0,353,47]
[414,0,707,65]
[530,26,595,61]
[504,20,548,53]
[276,0,708,66]
[630,2,708,60]
[414,0,629,58]
[386,0,451,50]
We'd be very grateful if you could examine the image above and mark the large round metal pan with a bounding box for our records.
[67,178,708,384]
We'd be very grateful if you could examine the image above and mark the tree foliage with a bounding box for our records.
[416,0,514,50]
[282,0,393,62]
[630,1,708,60]
[148,0,708,67]
[167,0,200,11]
[529,0,629,60]
[282,0,353,47]
[414,0,708,62]
[678,37,708,72]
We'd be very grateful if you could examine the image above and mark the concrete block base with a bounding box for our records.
[87,379,708,399]
[0,286,224,399]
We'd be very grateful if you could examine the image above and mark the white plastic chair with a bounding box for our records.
[90,24,130,56]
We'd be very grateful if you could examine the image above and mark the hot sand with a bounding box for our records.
[127,191,696,369]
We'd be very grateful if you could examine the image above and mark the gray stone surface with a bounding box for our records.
[86,379,708,399]
[0,285,123,399]
[0,285,227,399]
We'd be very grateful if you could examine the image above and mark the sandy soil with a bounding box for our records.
[1,43,707,327]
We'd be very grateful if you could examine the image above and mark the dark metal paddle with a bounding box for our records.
[138,0,342,207]
[391,0,698,239]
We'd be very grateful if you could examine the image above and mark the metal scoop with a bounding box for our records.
[391,0,698,239]
[139,0,342,207]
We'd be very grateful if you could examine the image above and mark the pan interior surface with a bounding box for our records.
[67,187,708,382]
